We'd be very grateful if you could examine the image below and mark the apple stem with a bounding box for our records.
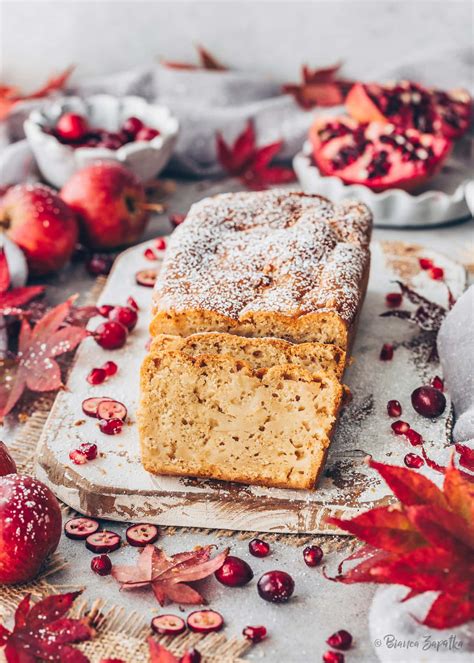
[142,203,165,214]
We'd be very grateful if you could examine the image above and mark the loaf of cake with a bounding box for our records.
[139,350,343,490]
[150,190,372,351]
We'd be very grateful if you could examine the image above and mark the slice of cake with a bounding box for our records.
[139,351,343,490]
[150,190,372,350]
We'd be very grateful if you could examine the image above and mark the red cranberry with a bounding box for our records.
[249,538,270,557]
[56,113,88,141]
[404,453,424,469]
[387,400,402,417]
[99,418,123,435]
[419,257,434,270]
[98,132,123,150]
[326,629,353,650]
[243,625,267,643]
[122,116,143,138]
[257,570,294,603]
[126,296,139,311]
[87,367,107,385]
[86,254,113,276]
[98,304,114,317]
[94,321,128,350]
[91,554,112,576]
[431,375,444,391]
[411,386,446,418]
[405,428,423,446]
[144,247,157,261]
[380,343,394,361]
[102,361,118,377]
[303,545,323,567]
[108,306,138,331]
[391,420,410,435]
[385,292,402,307]
[323,652,344,663]
[155,237,166,251]
[214,555,253,587]
[428,266,444,280]
[136,126,160,141]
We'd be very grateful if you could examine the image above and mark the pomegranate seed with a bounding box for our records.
[214,556,253,587]
[126,296,139,311]
[94,321,128,350]
[102,361,118,377]
[323,652,344,663]
[387,400,402,417]
[385,292,402,307]
[303,545,323,567]
[99,418,124,435]
[169,214,186,227]
[122,116,143,137]
[411,386,446,418]
[391,420,410,435]
[326,630,353,650]
[380,343,394,360]
[108,306,138,331]
[86,254,113,276]
[98,304,114,317]
[151,614,186,636]
[86,530,122,553]
[404,453,424,468]
[431,375,444,391]
[243,625,267,643]
[257,570,294,603]
[69,449,87,465]
[56,112,88,141]
[87,367,107,385]
[187,610,224,633]
[405,428,423,446]
[136,127,160,141]
[428,266,444,280]
[155,237,166,250]
[249,538,270,557]
[126,523,159,546]
[419,257,434,270]
[64,517,99,540]
[77,442,98,460]
[91,554,112,576]
[144,247,157,261]
[180,650,201,663]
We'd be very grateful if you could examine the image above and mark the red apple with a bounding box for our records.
[60,163,149,250]
[0,474,62,584]
[0,184,78,275]
[0,442,17,476]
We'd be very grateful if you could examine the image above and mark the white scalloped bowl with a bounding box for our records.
[24,95,179,187]
[294,141,471,228]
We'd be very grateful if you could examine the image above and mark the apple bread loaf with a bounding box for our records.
[139,350,343,490]
[150,190,372,351]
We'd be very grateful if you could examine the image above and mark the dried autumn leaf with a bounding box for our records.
[148,638,179,663]
[216,120,295,190]
[0,590,92,662]
[0,66,74,120]
[325,457,474,629]
[0,296,89,418]
[282,63,353,109]
[112,543,229,606]
[0,247,44,316]
[163,44,227,71]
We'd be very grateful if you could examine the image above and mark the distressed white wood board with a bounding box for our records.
[35,240,465,534]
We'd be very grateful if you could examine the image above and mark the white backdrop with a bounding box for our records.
[1,0,473,88]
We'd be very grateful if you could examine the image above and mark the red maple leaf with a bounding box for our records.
[112,543,228,606]
[0,247,44,316]
[0,66,74,120]
[162,45,226,71]
[282,63,354,110]
[0,590,93,662]
[148,638,180,663]
[0,296,89,418]
[216,120,295,190]
[325,457,474,629]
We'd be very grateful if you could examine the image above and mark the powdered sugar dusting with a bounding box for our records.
[153,190,372,323]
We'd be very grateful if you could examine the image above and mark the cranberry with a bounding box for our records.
[380,343,394,361]
[404,453,424,468]
[136,269,157,288]
[187,610,223,633]
[102,361,118,377]
[56,113,88,141]
[257,570,294,603]
[144,247,157,261]
[98,132,123,150]
[431,375,444,391]
[419,257,434,270]
[323,652,344,663]
[411,386,446,418]
[94,321,128,350]
[122,116,144,138]
[214,555,253,587]
[98,304,114,317]
[180,650,201,663]
[243,625,267,643]
[249,538,270,557]
[387,400,402,417]
[91,554,112,576]
[155,237,167,251]
[428,266,444,280]
[385,292,402,307]
[126,523,159,547]
[391,420,410,435]
[108,306,138,331]
[326,629,353,650]
[64,517,99,539]
[405,428,423,446]
[99,418,123,435]
[87,367,107,385]
[303,545,323,567]
[86,254,113,276]
[136,126,160,141]
[151,614,186,636]
[86,530,121,553]
[126,296,139,311]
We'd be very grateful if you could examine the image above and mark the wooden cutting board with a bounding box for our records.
[35,240,465,534]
